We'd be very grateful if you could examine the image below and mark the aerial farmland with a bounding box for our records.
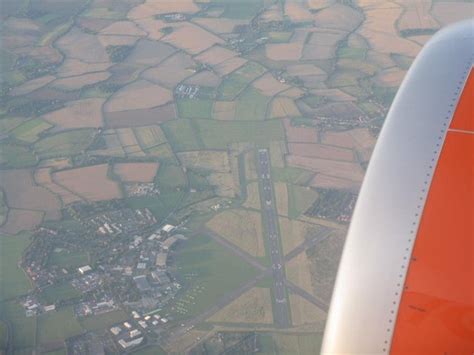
[0,0,472,353]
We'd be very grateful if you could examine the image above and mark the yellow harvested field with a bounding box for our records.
[116,128,145,157]
[178,150,230,172]
[142,52,195,89]
[310,174,360,191]
[279,217,319,255]
[323,128,375,149]
[166,330,211,354]
[11,75,55,96]
[266,42,304,61]
[100,21,147,36]
[195,45,237,66]
[105,80,172,112]
[262,4,284,21]
[0,209,44,234]
[308,0,336,10]
[431,2,474,26]
[269,140,286,168]
[209,287,273,324]
[52,71,110,91]
[286,64,326,77]
[357,3,421,57]
[285,251,314,295]
[56,27,109,63]
[253,73,290,97]
[242,182,261,210]
[213,101,236,120]
[313,3,363,31]
[0,170,61,219]
[130,18,167,41]
[162,22,224,54]
[274,182,289,216]
[303,29,346,60]
[43,99,104,129]
[375,67,406,87]
[349,128,376,162]
[244,150,258,180]
[287,155,364,182]
[134,125,167,150]
[207,209,265,257]
[397,0,438,31]
[4,17,39,31]
[281,87,305,98]
[285,2,313,22]
[113,162,159,183]
[288,143,354,162]
[35,168,82,205]
[207,172,237,198]
[270,97,300,118]
[57,59,112,77]
[128,0,199,19]
[97,35,138,47]
[289,294,326,328]
[308,231,346,303]
[284,119,319,143]
[185,70,221,87]
[53,164,122,202]
[214,57,248,76]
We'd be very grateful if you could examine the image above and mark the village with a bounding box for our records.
[20,202,187,352]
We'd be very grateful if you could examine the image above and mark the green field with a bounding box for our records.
[132,345,167,355]
[125,163,188,219]
[48,249,89,269]
[83,6,125,19]
[11,119,53,143]
[0,320,7,352]
[218,62,266,100]
[0,117,24,132]
[162,119,204,151]
[272,166,314,185]
[39,283,81,304]
[268,31,293,43]
[37,306,83,345]
[0,142,37,168]
[288,185,319,219]
[302,95,327,108]
[0,233,32,301]
[34,128,96,159]
[43,349,67,355]
[220,0,264,19]
[337,47,367,60]
[169,234,258,319]
[328,70,363,88]
[235,87,270,121]
[156,164,187,189]
[0,190,8,226]
[145,143,176,163]
[259,332,323,354]
[127,190,185,221]
[177,99,213,119]
[80,309,128,331]
[0,301,36,350]
[163,119,284,151]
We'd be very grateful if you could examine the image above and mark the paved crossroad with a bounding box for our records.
[257,149,290,328]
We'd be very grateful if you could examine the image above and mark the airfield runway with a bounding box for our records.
[257,149,291,328]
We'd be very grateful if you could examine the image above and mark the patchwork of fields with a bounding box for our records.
[1,0,472,353]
